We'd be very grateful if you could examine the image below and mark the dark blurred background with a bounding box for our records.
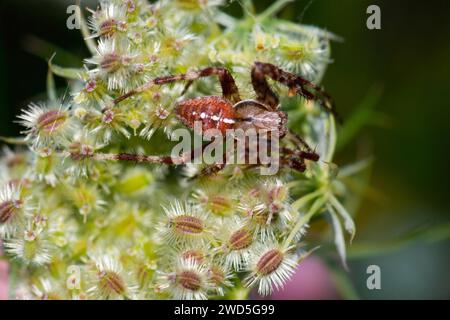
[0,0,449,299]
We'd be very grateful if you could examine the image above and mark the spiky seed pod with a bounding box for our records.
[31,278,67,300]
[249,206,292,241]
[87,255,137,300]
[158,201,210,246]
[193,186,237,217]
[139,85,183,140]
[217,218,256,270]
[17,103,73,149]
[245,245,298,296]
[181,249,205,264]
[88,1,128,39]
[157,26,195,60]
[207,263,232,296]
[0,184,31,237]
[73,78,112,109]
[82,107,133,142]
[98,271,126,296]
[5,227,53,265]
[32,147,59,186]
[135,261,155,290]
[63,130,108,178]
[237,179,293,240]
[86,38,139,91]
[0,200,23,231]
[227,228,253,251]
[264,179,289,211]
[140,104,172,140]
[156,258,210,300]
[274,25,337,82]
[173,215,203,236]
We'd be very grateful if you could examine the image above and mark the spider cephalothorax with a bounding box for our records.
[78,61,339,175]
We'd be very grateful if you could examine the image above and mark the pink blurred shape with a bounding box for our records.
[254,256,340,300]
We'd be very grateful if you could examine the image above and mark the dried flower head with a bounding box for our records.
[156,257,210,300]
[88,1,128,39]
[219,218,256,270]
[5,226,53,265]
[0,184,31,237]
[17,102,73,149]
[158,201,210,245]
[86,38,144,91]
[87,255,137,300]
[245,245,298,296]
[207,262,233,296]
[31,278,67,300]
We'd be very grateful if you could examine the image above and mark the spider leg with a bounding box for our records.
[71,141,215,167]
[286,129,320,161]
[196,135,241,178]
[252,61,341,122]
[189,150,229,179]
[181,80,194,96]
[280,153,306,172]
[251,63,280,110]
[280,146,320,172]
[198,163,226,177]
[114,67,241,105]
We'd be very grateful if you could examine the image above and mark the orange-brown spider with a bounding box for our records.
[74,61,339,175]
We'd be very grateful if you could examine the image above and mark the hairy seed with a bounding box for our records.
[182,250,204,264]
[256,249,284,275]
[98,271,126,296]
[99,19,117,36]
[37,110,67,134]
[209,266,224,285]
[209,195,232,214]
[172,215,204,235]
[178,270,202,291]
[100,53,122,71]
[228,228,253,251]
[0,200,22,224]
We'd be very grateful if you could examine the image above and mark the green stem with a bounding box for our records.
[329,194,355,243]
[76,0,97,55]
[242,0,256,17]
[49,62,86,80]
[0,136,27,145]
[47,64,57,103]
[283,196,327,250]
[257,0,293,22]
[291,187,325,211]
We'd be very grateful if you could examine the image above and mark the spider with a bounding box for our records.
[82,61,339,176]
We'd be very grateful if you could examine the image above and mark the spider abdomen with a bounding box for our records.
[176,96,236,135]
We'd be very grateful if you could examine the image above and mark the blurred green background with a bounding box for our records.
[0,0,449,299]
